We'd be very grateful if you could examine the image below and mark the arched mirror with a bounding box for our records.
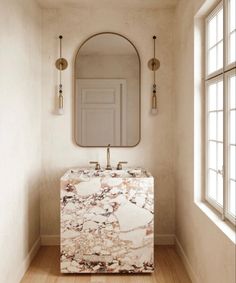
[74,32,141,147]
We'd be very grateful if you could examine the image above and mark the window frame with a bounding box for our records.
[225,69,236,223]
[205,75,224,214]
[226,0,236,69]
[205,1,224,80]
[205,0,236,225]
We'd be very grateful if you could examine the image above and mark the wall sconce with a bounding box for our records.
[148,35,160,115]
[55,35,68,115]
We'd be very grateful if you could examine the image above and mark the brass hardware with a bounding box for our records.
[89,161,101,170]
[148,35,160,115]
[55,58,68,70]
[106,144,112,170]
[116,161,128,170]
[56,35,68,71]
[56,35,68,115]
[148,58,160,71]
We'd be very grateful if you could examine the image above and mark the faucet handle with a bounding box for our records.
[89,161,101,170]
[116,161,128,170]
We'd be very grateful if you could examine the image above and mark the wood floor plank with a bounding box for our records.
[21,246,191,283]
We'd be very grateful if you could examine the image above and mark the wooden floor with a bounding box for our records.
[21,246,191,283]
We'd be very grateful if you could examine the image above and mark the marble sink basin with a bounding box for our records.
[60,167,154,273]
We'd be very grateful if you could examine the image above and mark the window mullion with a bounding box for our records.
[222,73,228,221]
[222,0,227,221]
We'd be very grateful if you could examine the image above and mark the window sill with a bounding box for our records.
[195,201,236,244]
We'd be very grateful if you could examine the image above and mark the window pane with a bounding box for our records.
[217,142,223,170]
[230,146,236,180]
[217,111,223,141]
[208,16,217,47]
[217,80,223,110]
[217,41,223,70]
[229,0,236,32]
[229,31,236,64]
[208,169,217,200]
[209,141,217,169]
[217,173,223,205]
[208,83,217,110]
[229,180,236,216]
[230,110,236,144]
[208,46,217,73]
[230,75,236,109]
[217,8,223,41]
[209,112,217,140]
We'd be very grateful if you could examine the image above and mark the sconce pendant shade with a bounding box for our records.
[58,89,64,115]
[152,91,157,109]
[151,84,158,115]
[56,35,68,115]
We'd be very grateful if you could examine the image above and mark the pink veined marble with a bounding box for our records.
[60,168,154,273]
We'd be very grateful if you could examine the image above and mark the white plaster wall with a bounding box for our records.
[174,0,236,282]
[41,7,175,240]
[0,0,42,282]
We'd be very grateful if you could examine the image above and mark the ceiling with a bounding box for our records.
[37,0,178,9]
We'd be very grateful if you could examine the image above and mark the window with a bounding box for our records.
[205,0,236,224]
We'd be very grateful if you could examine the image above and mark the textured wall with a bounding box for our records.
[0,0,42,282]
[174,0,236,282]
[41,7,175,241]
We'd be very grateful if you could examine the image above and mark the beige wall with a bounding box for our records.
[174,0,236,282]
[0,0,42,282]
[0,1,235,282]
[41,7,175,241]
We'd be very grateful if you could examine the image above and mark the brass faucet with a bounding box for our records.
[106,144,112,170]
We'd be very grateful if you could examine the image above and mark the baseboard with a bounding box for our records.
[155,234,175,245]
[41,234,175,246]
[175,236,199,283]
[41,234,60,246]
[14,237,41,283]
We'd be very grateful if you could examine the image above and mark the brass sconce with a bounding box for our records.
[148,35,160,115]
[55,35,68,115]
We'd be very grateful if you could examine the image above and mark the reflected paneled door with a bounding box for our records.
[76,79,127,146]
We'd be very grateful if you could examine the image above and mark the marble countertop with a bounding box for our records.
[61,168,152,181]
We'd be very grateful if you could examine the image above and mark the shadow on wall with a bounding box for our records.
[26,170,41,251]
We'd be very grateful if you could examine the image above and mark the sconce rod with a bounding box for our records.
[153,36,156,85]
[148,35,160,80]
[59,36,62,87]
[153,35,156,60]
[59,35,62,58]
[55,35,68,73]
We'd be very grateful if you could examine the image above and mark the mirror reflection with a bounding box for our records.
[75,32,140,147]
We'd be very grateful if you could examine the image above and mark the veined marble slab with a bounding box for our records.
[60,168,154,273]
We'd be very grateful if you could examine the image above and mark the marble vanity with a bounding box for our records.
[60,168,154,273]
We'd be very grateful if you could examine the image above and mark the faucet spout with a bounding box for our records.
[106,144,112,170]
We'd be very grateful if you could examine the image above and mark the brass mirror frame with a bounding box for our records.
[74,32,141,148]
